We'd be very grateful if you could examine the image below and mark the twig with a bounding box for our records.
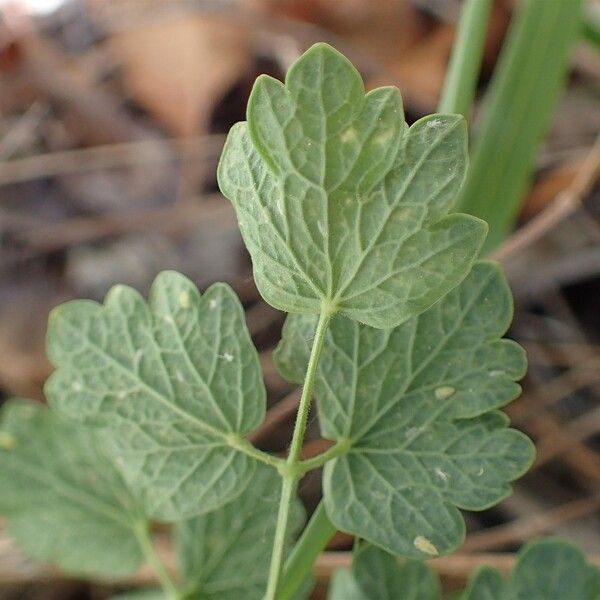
[312,551,600,581]
[508,356,600,422]
[522,409,600,485]
[521,341,600,367]
[463,494,600,552]
[534,406,600,468]
[0,101,49,161]
[11,194,234,254]
[0,135,224,188]
[493,132,600,263]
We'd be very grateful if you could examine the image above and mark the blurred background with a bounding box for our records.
[0,0,598,598]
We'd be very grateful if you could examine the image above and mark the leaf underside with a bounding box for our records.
[218,42,487,329]
[45,271,266,521]
[0,400,144,577]
[329,539,600,600]
[275,261,534,558]
[175,466,305,600]
[328,543,440,600]
[463,537,600,600]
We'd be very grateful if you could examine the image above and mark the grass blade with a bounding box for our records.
[438,0,493,117]
[456,0,583,254]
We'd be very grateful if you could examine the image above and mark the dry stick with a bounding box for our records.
[493,132,600,264]
[313,552,600,582]
[534,405,600,468]
[462,494,600,552]
[0,101,49,161]
[0,136,224,188]
[507,355,600,483]
[521,341,600,367]
[508,355,600,422]
[13,194,234,254]
[8,523,599,589]
[524,409,600,484]
[15,34,150,145]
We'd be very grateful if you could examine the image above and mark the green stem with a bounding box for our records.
[134,521,182,600]
[266,475,297,600]
[298,439,349,474]
[279,502,337,600]
[227,434,285,469]
[264,309,332,600]
[438,0,493,116]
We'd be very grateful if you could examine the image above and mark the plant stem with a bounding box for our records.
[438,0,492,117]
[298,439,349,474]
[227,434,285,470]
[265,309,332,600]
[134,521,181,600]
[266,475,297,600]
[278,502,337,600]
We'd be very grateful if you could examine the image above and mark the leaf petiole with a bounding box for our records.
[279,502,336,600]
[265,308,332,600]
[133,521,182,600]
[225,434,285,470]
[297,439,350,474]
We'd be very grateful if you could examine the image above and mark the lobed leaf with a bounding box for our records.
[462,568,507,600]
[174,466,305,600]
[462,538,600,600]
[218,42,487,329]
[0,400,145,577]
[45,271,266,521]
[328,543,440,600]
[275,261,534,558]
[329,538,600,600]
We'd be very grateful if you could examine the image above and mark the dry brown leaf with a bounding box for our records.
[111,15,250,136]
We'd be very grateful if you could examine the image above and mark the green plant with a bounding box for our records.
[0,43,589,600]
[328,538,600,599]
[455,0,583,253]
[438,0,492,118]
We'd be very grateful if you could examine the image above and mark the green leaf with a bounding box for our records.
[462,538,600,600]
[175,466,304,599]
[0,400,145,577]
[462,567,506,600]
[329,538,599,600]
[328,544,440,600]
[329,569,366,600]
[275,261,534,558]
[45,271,266,521]
[218,42,487,329]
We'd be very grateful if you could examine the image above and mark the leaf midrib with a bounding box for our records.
[60,317,234,445]
[348,268,495,443]
[333,120,461,302]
